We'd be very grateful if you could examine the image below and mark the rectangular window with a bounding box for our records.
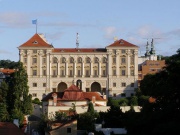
[53,70,57,76]
[94,70,98,76]
[43,70,46,76]
[131,83,134,87]
[67,128,71,133]
[113,49,116,54]
[121,58,126,64]
[77,70,81,76]
[42,58,46,64]
[86,88,90,92]
[113,57,116,63]
[32,58,37,64]
[33,70,37,76]
[61,70,65,76]
[102,70,106,76]
[69,70,73,77]
[24,58,27,63]
[113,83,116,87]
[43,83,46,87]
[86,70,90,77]
[32,93,37,97]
[113,69,116,76]
[33,83,37,87]
[121,93,126,97]
[121,49,126,53]
[131,70,134,76]
[121,82,126,87]
[130,57,134,65]
[33,50,37,53]
[121,70,126,76]
[113,93,116,97]
[53,88,56,92]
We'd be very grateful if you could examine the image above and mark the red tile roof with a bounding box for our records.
[52,48,106,53]
[0,69,15,75]
[19,34,52,48]
[42,85,106,102]
[0,122,24,135]
[107,39,138,47]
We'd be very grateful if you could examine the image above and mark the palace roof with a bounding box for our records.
[107,39,138,48]
[19,33,52,48]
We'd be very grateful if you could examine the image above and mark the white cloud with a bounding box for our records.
[103,26,117,39]
[0,49,11,54]
[0,12,30,28]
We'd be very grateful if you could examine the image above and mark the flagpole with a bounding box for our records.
[36,19,37,34]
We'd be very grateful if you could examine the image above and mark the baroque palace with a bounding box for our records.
[18,33,139,100]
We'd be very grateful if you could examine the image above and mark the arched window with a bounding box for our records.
[77,57,82,63]
[53,57,58,63]
[86,57,90,63]
[94,57,99,63]
[70,57,74,63]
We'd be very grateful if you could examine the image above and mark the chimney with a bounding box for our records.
[92,96,96,104]
[103,94,106,100]
[52,93,57,106]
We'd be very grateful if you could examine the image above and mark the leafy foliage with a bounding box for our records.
[124,49,180,135]
[87,102,95,113]
[0,60,18,69]
[55,111,68,121]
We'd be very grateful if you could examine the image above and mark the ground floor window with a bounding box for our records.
[67,128,71,133]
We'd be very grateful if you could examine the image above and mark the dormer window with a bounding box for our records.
[120,40,124,44]
[33,41,38,44]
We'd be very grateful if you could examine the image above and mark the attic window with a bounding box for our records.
[61,50,64,52]
[33,41,38,44]
[120,40,124,44]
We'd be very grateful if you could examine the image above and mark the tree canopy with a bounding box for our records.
[125,49,180,135]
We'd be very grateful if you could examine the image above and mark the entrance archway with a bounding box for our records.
[91,82,101,93]
[57,82,67,92]
[76,79,82,90]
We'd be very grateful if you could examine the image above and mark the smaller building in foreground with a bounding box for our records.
[42,84,107,117]
[0,122,24,135]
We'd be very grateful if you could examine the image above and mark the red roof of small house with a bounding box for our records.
[19,33,52,48]
[107,39,138,48]
[0,69,15,75]
[42,84,106,102]
[0,122,24,135]
[62,84,84,100]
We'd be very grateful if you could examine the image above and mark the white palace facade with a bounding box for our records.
[18,33,139,100]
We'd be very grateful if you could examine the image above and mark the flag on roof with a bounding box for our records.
[32,19,37,24]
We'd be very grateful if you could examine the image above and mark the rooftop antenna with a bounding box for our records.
[76,33,79,49]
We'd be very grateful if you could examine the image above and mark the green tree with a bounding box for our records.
[130,96,138,106]
[8,62,32,124]
[0,103,9,121]
[125,49,180,135]
[0,60,18,69]
[87,102,95,113]
[0,81,9,121]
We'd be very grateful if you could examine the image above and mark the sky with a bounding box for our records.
[0,0,180,61]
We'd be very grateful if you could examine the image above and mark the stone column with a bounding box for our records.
[116,50,120,76]
[82,59,84,77]
[27,50,31,76]
[66,61,68,77]
[127,49,130,78]
[74,61,76,77]
[99,60,101,78]
[90,61,93,77]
